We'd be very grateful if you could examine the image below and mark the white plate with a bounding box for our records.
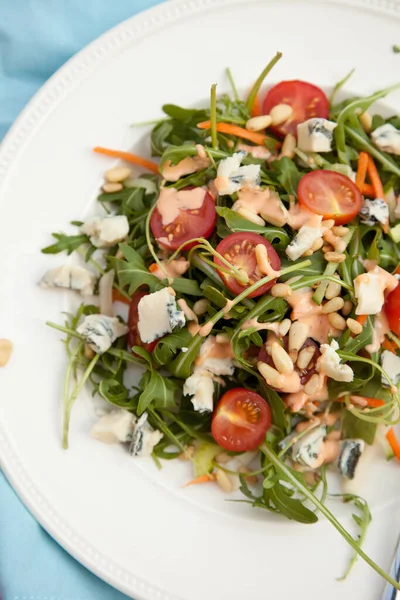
[2,0,400,598]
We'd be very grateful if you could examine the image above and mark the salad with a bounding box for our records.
[42,53,400,588]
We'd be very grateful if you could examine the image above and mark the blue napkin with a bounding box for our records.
[0,1,165,597]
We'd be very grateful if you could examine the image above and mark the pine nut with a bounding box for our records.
[102,182,123,193]
[322,219,335,229]
[311,238,324,251]
[269,103,293,126]
[270,283,292,298]
[304,374,321,396]
[332,226,349,237]
[297,346,315,370]
[216,468,233,493]
[325,279,342,300]
[215,451,231,464]
[178,445,195,461]
[245,114,272,131]
[84,344,95,360]
[322,297,345,314]
[322,244,333,253]
[271,342,294,374]
[288,321,309,356]
[302,249,314,256]
[105,166,132,183]
[0,339,13,367]
[281,133,296,159]
[325,252,346,263]
[258,361,282,387]
[238,465,258,485]
[278,319,291,337]
[347,318,363,335]
[335,239,348,253]
[341,300,353,316]
[360,111,372,133]
[193,299,210,316]
[236,207,266,226]
[328,312,347,330]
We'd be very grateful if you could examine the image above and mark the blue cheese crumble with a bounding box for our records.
[359,198,389,226]
[297,118,337,153]
[137,288,185,343]
[77,314,128,354]
[40,265,97,296]
[129,412,163,457]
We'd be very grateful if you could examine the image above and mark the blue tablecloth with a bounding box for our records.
[0,1,165,598]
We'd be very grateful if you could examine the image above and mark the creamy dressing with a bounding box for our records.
[287,203,315,230]
[240,318,280,334]
[161,152,210,182]
[366,312,390,354]
[199,321,214,337]
[285,390,309,412]
[255,244,281,278]
[214,176,231,193]
[286,288,339,344]
[233,188,288,227]
[275,371,302,393]
[177,299,198,323]
[156,187,206,225]
[195,335,234,367]
[150,258,190,280]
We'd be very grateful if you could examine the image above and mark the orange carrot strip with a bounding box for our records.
[356,151,369,191]
[383,338,397,353]
[386,428,400,461]
[395,264,400,275]
[197,120,268,145]
[149,264,159,273]
[112,289,131,305]
[356,314,368,326]
[251,95,261,118]
[367,155,388,232]
[360,183,375,196]
[350,395,386,408]
[183,473,216,487]
[93,146,160,174]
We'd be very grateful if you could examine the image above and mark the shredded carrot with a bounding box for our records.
[356,151,369,191]
[149,263,159,273]
[197,120,269,145]
[356,314,368,326]
[183,473,216,487]
[93,146,159,174]
[251,95,262,118]
[395,264,400,275]
[383,337,397,353]
[112,289,131,305]
[386,428,400,461]
[367,155,388,232]
[360,183,375,196]
[350,395,386,408]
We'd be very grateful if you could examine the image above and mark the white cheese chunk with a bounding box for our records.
[77,314,128,354]
[354,267,398,315]
[91,409,135,444]
[81,215,129,248]
[359,198,389,226]
[215,151,260,196]
[317,340,353,382]
[285,215,323,261]
[129,412,163,457]
[292,425,327,469]
[381,350,400,387]
[297,118,337,153]
[40,265,96,296]
[371,123,400,156]
[197,336,234,376]
[137,288,185,343]
[183,370,215,412]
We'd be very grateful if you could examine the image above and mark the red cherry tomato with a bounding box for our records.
[384,284,400,336]
[214,232,280,298]
[258,338,321,390]
[150,187,216,250]
[128,290,157,353]
[262,80,329,137]
[298,170,363,225]
[211,388,271,451]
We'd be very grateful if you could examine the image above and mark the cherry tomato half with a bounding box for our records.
[211,388,271,451]
[384,284,400,336]
[298,170,363,225]
[150,187,216,251]
[262,80,329,137]
[128,289,157,353]
[214,232,281,298]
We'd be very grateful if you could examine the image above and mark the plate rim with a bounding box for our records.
[2,0,400,598]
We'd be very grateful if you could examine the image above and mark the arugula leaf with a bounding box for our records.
[162,104,208,122]
[280,251,326,280]
[343,316,373,354]
[153,329,193,366]
[259,380,290,434]
[216,207,290,250]
[267,482,318,524]
[42,232,90,255]
[342,410,377,445]
[111,243,162,296]
[137,370,182,414]
[270,157,304,197]
[98,379,132,408]
[167,334,204,379]
[172,277,203,297]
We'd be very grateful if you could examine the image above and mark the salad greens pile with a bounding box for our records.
[42,54,400,589]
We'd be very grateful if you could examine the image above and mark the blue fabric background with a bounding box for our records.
[0,1,165,598]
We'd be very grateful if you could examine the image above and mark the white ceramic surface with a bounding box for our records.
[1,1,400,598]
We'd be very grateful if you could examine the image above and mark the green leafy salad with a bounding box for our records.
[41,53,400,588]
